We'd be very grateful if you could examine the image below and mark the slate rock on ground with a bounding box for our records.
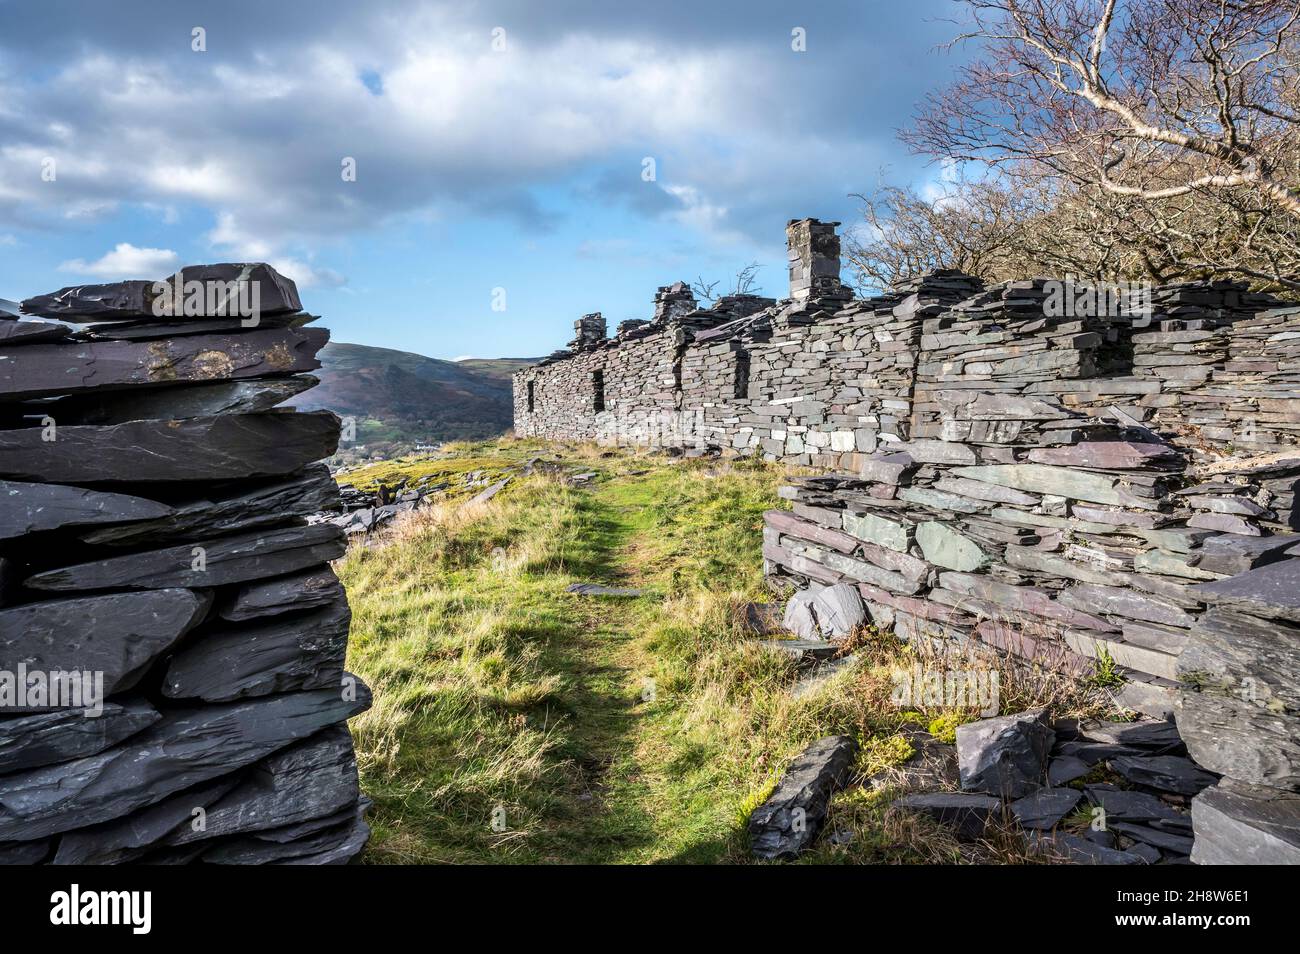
[892,792,1002,840]
[1109,755,1219,796]
[956,708,1054,799]
[566,582,645,597]
[1010,787,1082,830]
[749,735,857,860]
[1190,779,1300,865]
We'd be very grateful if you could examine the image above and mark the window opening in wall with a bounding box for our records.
[734,350,751,399]
[593,369,605,412]
[527,380,535,412]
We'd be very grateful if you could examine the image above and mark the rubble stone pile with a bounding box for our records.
[0,263,371,865]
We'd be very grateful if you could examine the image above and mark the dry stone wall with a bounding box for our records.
[0,264,370,865]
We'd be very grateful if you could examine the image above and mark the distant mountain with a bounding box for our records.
[291,342,538,453]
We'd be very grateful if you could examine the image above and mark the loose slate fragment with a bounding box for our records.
[0,680,371,841]
[0,411,340,484]
[163,594,350,701]
[1010,787,1082,830]
[164,725,360,846]
[21,262,301,321]
[749,735,856,859]
[220,565,345,622]
[893,793,1002,839]
[0,589,209,707]
[0,327,326,400]
[956,709,1054,798]
[565,583,645,597]
[1197,533,1300,576]
[28,523,345,592]
[0,480,171,540]
[1109,755,1218,795]
[1077,720,1183,753]
[0,699,160,774]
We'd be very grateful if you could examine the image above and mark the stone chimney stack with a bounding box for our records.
[652,281,698,324]
[570,312,607,352]
[787,218,847,301]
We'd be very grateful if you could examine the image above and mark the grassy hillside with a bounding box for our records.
[292,343,537,456]
[336,440,1112,864]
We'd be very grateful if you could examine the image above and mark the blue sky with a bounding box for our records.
[0,0,970,359]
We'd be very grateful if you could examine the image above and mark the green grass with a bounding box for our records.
[338,442,1109,864]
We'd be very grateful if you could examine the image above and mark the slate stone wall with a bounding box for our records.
[0,264,370,865]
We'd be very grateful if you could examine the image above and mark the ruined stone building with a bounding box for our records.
[512,218,1298,463]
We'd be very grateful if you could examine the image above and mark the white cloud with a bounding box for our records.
[452,355,476,361]
[270,258,347,290]
[59,242,180,278]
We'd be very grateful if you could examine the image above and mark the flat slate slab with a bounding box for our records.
[27,523,346,593]
[163,595,350,702]
[44,376,317,426]
[163,725,360,848]
[749,735,856,859]
[1191,780,1300,865]
[0,328,325,400]
[20,263,301,321]
[0,479,171,540]
[0,411,340,484]
[566,583,645,597]
[1109,755,1218,795]
[0,680,370,841]
[1190,559,1300,623]
[81,464,339,547]
[1077,719,1183,753]
[0,589,210,705]
[893,792,1002,839]
[1010,787,1082,830]
[220,565,345,622]
[1197,533,1300,576]
[51,775,240,865]
[0,318,71,346]
[0,699,160,774]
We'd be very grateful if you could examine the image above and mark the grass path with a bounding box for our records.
[339,442,1102,864]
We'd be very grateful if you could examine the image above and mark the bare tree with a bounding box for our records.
[905,0,1300,288]
[692,262,766,305]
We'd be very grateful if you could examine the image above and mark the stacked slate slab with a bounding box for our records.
[0,263,370,865]
[1176,562,1300,863]
[762,387,1300,718]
